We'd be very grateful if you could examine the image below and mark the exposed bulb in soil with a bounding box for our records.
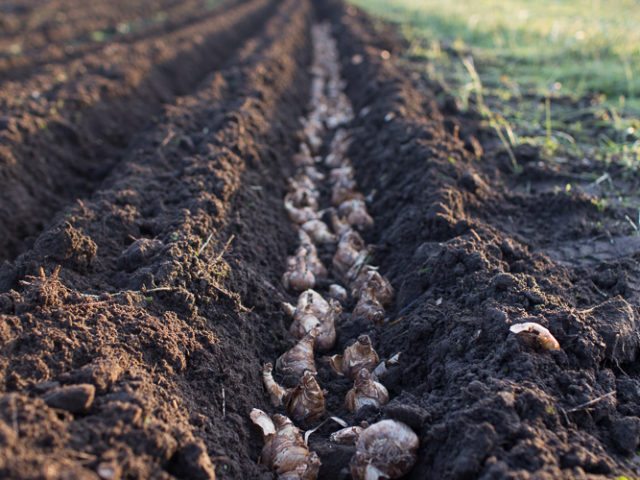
[285,194,319,225]
[287,185,319,211]
[250,409,321,479]
[333,230,366,278]
[328,283,348,303]
[329,208,352,237]
[329,335,379,379]
[350,420,419,480]
[289,289,340,351]
[345,368,389,412]
[292,142,315,167]
[303,165,325,182]
[301,219,337,244]
[509,322,560,351]
[285,370,326,426]
[330,425,364,445]
[329,165,354,184]
[289,174,319,200]
[331,177,364,206]
[352,287,386,325]
[263,362,288,407]
[351,268,394,307]
[338,199,374,230]
[298,231,328,278]
[325,129,351,168]
[276,328,318,379]
[282,255,315,291]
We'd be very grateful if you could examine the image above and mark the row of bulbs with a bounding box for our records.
[250,23,418,480]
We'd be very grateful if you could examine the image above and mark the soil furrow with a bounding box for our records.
[0,0,311,477]
[0,0,279,263]
[1,0,640,479]
[0,0,178,46]
[0,0,238,82]
[316,1,640,478]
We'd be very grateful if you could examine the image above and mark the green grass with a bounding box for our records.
[349,0,640,167]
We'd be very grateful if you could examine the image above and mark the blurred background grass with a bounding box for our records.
[348,0,640,166]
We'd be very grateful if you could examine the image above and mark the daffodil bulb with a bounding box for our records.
[350,420,419,480]
[345,369,389,412]
[250,409,321,480]
[329,335,379,379]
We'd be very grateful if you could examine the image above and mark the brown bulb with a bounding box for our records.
[509,322,561,351]
[352,288,386,325]
[328,284,348,303]
[350,420,419,480]
[332,230,366,278]
[338,199,373,230]
[285,370,326,426]
[329,208,351,237]
[282,256,315,292]
[301,220,337,244]
[250,409,321,479]
[330,335,379,379]
[350,268,394,307]
[330,425,364,445]
[331,177,364,206]
[262,362,288,407]
[297,235,328,279]
[292,142,315,167]
[345,369,389,413]
[289,290,340,351]
[276,328,318,380]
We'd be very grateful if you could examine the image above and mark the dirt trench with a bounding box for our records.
[0,0,276,262]
[2,0,640,479]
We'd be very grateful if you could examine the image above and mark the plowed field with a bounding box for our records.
[1,1,640,479]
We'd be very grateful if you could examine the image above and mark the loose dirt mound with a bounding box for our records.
[2,0,640,479]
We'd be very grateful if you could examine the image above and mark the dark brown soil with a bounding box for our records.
[2,0,640,478]
[0,0,276,261]
[0,0,244,82]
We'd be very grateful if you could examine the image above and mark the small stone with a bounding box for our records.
[43,384,95,413]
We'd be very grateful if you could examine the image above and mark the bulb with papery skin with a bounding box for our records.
[330,426,364,445]
[277,328,318,380]
[250,409,321,480]
[288,290,340,351]
[303,165,326,182]
[292,142,315,167]
[329,166,354,184]
[330,334,379,379]
[350,420,419,480]
[352,288,385,325]
[297,234,328,278]
[329,208,351,237]
[509,322,561,351]
[345,368,389,412]
[285,370,326,426]
[285,196,319,225]
[333,230,366,277]
[301,220,337,244]
[328,284,348,303]
[338,199,373,230]
[350,268,394,307]
[331,177,364,206]
[287,185,319,210]
[282,255,315,291]
[263,362,288,407]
